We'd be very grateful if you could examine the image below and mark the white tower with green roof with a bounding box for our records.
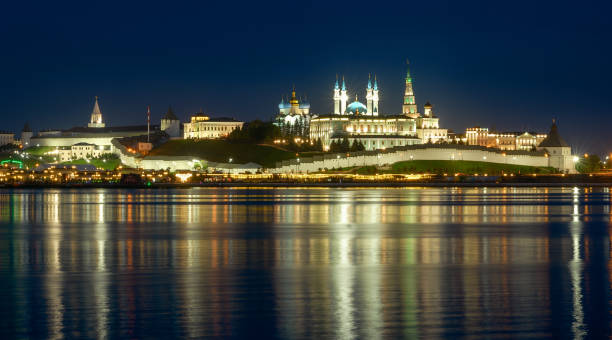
[402,61,418,118]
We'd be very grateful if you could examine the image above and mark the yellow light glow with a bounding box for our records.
[175,173,192,182]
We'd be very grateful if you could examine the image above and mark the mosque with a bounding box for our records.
[309,63,448,151]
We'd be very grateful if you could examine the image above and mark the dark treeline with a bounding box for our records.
[329,137,365,153]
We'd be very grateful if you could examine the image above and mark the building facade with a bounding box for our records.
[466,127,547,151]
[58,142,111,162]
[0,132,15,147]
[183,112,244,139]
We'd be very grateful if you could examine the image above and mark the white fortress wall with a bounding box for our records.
[31,136,118,148]
[271,146,550,173]
[111,139,197,171]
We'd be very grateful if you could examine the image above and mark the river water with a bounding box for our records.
[0,187,611,339]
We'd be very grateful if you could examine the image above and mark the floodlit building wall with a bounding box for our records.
[271,147,552,173]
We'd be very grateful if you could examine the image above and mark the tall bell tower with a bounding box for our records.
[402,60,418,118]
[88,96,105,128]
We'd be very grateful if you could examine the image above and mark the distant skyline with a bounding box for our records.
[2,0,611,154]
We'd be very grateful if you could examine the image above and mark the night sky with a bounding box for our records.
[2,0,611,154]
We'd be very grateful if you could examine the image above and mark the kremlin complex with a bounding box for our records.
[1,61,578,174]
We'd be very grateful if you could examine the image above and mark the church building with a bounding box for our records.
[274,87,311,137]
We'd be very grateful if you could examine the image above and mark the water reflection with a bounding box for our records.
[0,187,611,338]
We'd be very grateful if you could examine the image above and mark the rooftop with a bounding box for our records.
[538,122,569,147]
[162,106,179,120]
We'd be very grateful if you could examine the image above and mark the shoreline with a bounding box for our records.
[1,181,612,189]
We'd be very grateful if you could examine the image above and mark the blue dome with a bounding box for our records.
[278,102,291,109]
[346,101,367,114]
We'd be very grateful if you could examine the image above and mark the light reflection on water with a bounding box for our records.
[0,187,611,339]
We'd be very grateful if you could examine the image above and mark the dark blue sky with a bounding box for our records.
[2,0,611,154]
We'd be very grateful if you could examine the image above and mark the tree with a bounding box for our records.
[340,137,350,152]
[350,139,365,152]
[576,154,602,173]
[227,120,281,143]
[287,137,298,152]
[329,140,340,153]
[314,138,323,152]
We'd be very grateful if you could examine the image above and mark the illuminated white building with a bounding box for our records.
[466,127,547,151]
[183,112,244,139]
[0,131,14,146]
[58,142,111,161]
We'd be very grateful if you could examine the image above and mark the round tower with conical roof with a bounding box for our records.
[537,120,575,173]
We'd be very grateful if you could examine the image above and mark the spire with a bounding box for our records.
[405,59,412,83]
[402,59,418,117]
[290,86,299,106]
[92,96,101,116]
[88,95,105,127]
[335,74,339,90]
[342,76,346,91]
[374,74,378,90]
[367,73,372,89]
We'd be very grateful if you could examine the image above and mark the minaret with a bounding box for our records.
[333,75,340,114]
[366,74,373,115]
[402,60,418,118]
[373,74,379,116]
[340,76,348,115]
[88,96,105,128]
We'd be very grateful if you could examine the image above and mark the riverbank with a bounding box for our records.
[2,181,612,189]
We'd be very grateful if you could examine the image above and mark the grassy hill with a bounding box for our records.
[147,139,297,168]
[328,160,556,175]
[389,160,556,175]
[24,146,56,156]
